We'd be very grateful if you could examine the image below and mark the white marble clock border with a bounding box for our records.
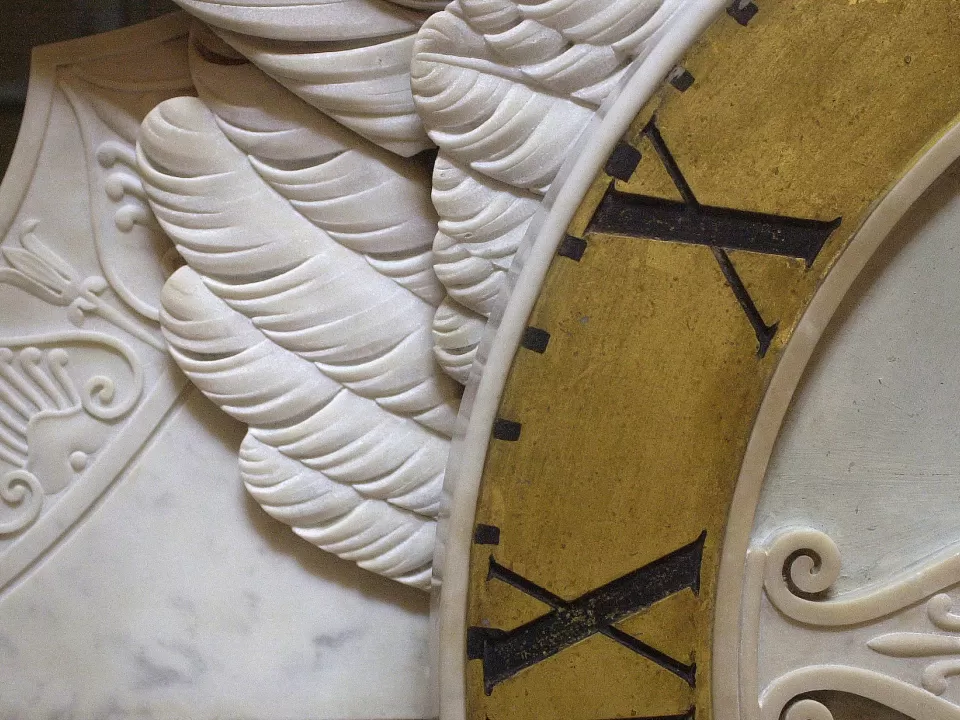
[433,2,730,718]
[712,113,960,720]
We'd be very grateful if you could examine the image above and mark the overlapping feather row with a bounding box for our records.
[408,0,676,381]
[143,0,679,584]
[139,25,457,588]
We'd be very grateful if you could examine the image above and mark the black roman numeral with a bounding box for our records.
[588,118,841,357]
[467,532,705,695]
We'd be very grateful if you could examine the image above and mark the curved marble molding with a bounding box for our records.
[138,25,459,589]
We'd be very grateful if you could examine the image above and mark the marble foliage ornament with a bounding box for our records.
[744,528,960,720]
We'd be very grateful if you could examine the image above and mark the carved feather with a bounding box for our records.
[135,4,470,585]
[161,267,439,588]
[138,98,457,436]
[172,0,426,42]
[241,436,435,587]
[169,0,436,155]
[411,0,673,379]
[432,154,538,317]
[432,297,485,385]
[189,29,444,305]
[138,96,459,434]
[214,28,433,156]
[412,8,594,193]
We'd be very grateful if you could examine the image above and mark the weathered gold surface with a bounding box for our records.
[465,2,960,719]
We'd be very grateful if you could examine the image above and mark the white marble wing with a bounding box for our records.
[139,0,683,583]
[138,26,458,589]
[173,0,436,41]
[412,0,679,381]
[174,0,436,155]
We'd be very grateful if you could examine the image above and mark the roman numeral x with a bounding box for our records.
[588,118,841,357]
[467,532,706,695]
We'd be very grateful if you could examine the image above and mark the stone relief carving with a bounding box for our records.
[14,2,960,719]
[0,17,194,595]
[410,0,683,381]
[0,15,433,718]
[138,23,458,588]
[744,528,960,720]
[1,220,163,349]
[0,0,695,602]
[0,332,142,534]
[129,0,695,584]
[175,0,437,155]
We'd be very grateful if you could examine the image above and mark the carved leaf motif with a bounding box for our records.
[410,0,675,379]
[868,633,960,658]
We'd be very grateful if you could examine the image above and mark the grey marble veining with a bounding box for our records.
[0,390,431,719]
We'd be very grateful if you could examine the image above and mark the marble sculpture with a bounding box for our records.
[8,2,960,720]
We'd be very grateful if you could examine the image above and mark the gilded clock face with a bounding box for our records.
[440,3,960,720]
[5,0,960,718]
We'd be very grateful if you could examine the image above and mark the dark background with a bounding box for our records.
[0,0,178,176]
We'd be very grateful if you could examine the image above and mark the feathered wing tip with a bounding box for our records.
[138,96,459,435]
[170,0,440,155]
[241,434,436,590]
[160,266,443,590]
[432,297,486,385]
[411,0,674,381]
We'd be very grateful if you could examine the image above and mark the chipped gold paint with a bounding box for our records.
[465,2,960,719]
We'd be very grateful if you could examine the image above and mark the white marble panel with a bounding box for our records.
[753,160,960,593]
[0,390,431,720]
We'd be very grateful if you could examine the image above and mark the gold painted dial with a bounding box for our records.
[463,2,960,719]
